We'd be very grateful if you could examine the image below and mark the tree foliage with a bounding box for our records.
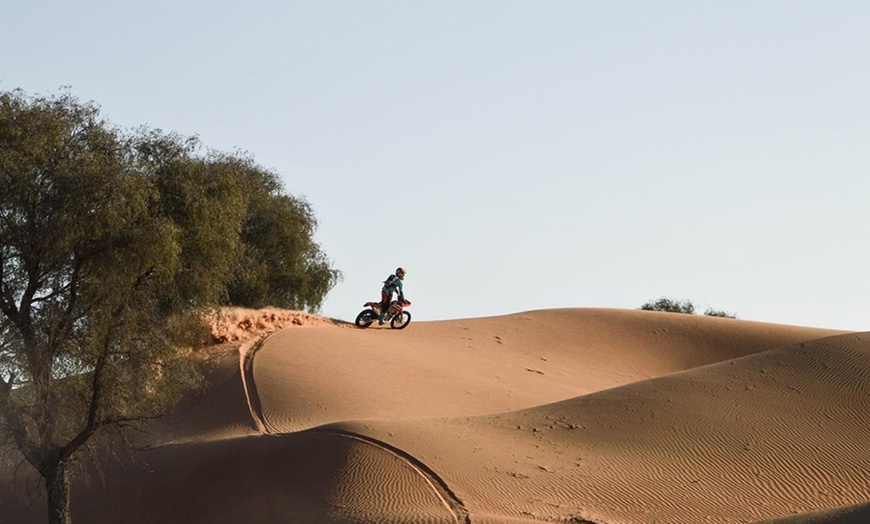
[0,89,201,524]
[639,297,737,319]
[0,89,340,523]
[135,132,341,312]
[134,131,249,309]
[228,159,340,311]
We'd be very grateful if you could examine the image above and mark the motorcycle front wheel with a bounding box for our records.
[355,309,377,328]
[390,311,411,329]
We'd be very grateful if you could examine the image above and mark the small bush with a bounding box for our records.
[639,297,696,314]
[703,308,737,319]
[639,297,737,319]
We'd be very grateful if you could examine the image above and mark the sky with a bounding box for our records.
[3,1,869,330]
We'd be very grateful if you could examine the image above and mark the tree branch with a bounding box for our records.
[0,370,42,471]
[48,257,83,348]
[58,328,111,463]
[57,262,161,462]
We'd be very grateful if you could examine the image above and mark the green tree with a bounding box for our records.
[227,158,341,311]
[134,131,249,309]
[0,90,203,524]
[1,89,341,523]
[136,135,341,312]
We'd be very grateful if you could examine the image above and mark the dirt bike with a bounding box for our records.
[355,300,412,329]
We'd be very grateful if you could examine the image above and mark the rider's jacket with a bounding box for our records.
[382,274,404,302]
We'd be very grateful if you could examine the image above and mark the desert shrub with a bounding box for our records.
[639,297,696,314]
[703,308,737,319]
[640,297,737,319]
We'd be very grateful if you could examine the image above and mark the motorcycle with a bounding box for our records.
[355,299,412,329]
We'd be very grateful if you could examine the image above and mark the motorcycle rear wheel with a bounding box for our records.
[390,311,411,329]
[355,309,377,328]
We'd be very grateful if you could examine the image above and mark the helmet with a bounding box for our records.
[396,267,406,278]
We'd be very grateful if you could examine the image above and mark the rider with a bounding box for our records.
[379,267,406,325]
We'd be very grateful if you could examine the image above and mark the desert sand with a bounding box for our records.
[2,307,869,523]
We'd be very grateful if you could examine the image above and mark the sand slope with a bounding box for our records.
[1,308,865,524]
[334,330,870,523]
[252,309,841,433]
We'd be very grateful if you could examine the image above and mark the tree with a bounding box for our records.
[226,157,341,311]
[639,297,737,319]
[134,130,249,309]
[0,90,203,524]
[136,133,341,312]
[0,89,342,523]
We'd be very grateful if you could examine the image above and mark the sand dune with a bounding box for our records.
[333,330,870,523]
[252,309,841,433]
[1,308,866,524]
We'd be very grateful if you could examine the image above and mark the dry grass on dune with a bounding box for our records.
[1,308,866,524]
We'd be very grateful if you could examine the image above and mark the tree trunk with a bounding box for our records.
[46,461,72,524]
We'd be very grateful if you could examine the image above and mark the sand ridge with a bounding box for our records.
[251,308,842,433]
[1,307,865,524]
[332,330,869,523]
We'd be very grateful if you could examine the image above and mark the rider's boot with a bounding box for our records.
[378,311,386,325]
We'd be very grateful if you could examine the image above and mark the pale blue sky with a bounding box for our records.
[3,1,869,329]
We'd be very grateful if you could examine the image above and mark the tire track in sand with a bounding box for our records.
[239,332,471,524]
[239,333,273,434]
[312,427,471,524]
